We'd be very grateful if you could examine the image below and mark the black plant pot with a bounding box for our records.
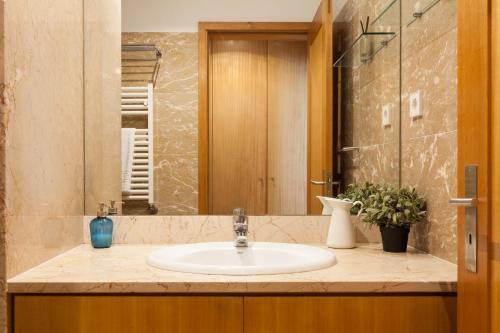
[380,226,410,253]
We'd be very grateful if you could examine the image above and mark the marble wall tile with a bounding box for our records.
[337,0,457,262]
[351,143,400,186]
[402,132,457,263]
[0,2,6,330]
[401,0,456,61]
[1,0,89,330]
[401,28,457,140]
[84,0,122,215]
[358,34,401,89]
[6,215,83,277]
[154,154,198,215]
[336,0,401,190]
[82,215,381,245]
[154,91,198,155]
[354,68,400,147]
[4,0,84,273]
[401,23,457,262]
[122,33,198,215]
[0,66,6,332]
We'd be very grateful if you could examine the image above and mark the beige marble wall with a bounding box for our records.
[0,0,89,330]
[336,0,457,263]
[122,33,199,215]
[84,0,122,215]
[82,215,380,244]
[3,0,84,275]
[0,1,6,330]
[401,0,457,263]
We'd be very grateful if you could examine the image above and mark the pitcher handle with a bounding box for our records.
[352,201,364,217]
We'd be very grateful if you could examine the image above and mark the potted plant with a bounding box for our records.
[337,182,380,216]
[362,185,427,252]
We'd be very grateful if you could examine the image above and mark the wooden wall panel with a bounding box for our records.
[267,41,308,215]
[209,40,268,215]
[244,296,457,333]
[14,296,243,333]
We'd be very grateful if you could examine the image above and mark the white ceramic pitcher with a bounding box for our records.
[316,196,333,215]
[324,198,363,249]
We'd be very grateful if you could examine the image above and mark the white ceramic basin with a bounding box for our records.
[147,242,336,275]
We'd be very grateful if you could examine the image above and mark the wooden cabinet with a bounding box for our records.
[12,295,457,333]
[244,296,457,333]
[13,296,243,333]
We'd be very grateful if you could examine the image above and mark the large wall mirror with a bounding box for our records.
[84,0,403,216]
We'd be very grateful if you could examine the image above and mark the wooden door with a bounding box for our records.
[14,296,243,333]
[492,0,500,330]
[209,40,268,215]
[456,0,496,332]
[267,41,308,215]
[307,0,334,214]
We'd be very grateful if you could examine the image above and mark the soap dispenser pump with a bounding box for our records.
[89,203,113,248]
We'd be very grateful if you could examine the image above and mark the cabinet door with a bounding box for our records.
[209,40,268,215]
[267,41,308,215]
[244,296,456,333]
[14,296,243,333]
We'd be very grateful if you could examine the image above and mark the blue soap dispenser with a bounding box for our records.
[90,203,113,248]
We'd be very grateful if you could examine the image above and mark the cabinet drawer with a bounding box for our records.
[13,295,243,333]
[244,296,457,333]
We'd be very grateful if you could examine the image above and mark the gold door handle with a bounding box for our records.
[310,180,325,185]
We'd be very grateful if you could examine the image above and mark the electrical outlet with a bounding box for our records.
[382,104,392,127]
[409,91,423,119]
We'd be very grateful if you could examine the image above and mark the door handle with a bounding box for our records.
[449,198,478,207]
[310,180,325,185]
[450,165,478,273]
[336,146,360,154]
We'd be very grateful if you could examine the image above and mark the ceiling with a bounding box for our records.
[122,0,323,32]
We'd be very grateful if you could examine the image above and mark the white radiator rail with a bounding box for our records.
[121,83,155,205]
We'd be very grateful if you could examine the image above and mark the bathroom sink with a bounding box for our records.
[147,242,336,275]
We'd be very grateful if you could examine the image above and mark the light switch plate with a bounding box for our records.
[382,104,392,127]
[409,91,423,119]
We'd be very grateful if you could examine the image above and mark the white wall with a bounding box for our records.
[122,0,321,32]
[333,0,349,20]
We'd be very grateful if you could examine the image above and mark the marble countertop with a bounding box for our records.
[7,244,457,294]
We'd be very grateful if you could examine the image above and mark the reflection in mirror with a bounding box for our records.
[333,0,401,190]
[84,0,404,216]
[115,23,333,216]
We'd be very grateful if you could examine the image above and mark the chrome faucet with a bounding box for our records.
[233,208,249,247]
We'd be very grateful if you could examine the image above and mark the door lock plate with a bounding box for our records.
[464,165,477,273]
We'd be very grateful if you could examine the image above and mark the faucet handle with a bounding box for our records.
[233,208,247,225]
[108,200,124,215]
[233,208,246,216]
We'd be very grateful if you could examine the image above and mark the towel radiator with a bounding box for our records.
[121,84,155,211]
